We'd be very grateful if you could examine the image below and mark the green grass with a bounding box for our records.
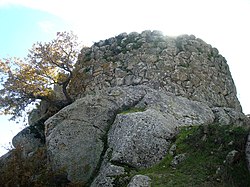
[119,107,146,114]
[2,122,249,186]
[132,124,250,187]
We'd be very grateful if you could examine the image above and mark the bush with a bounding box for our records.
[0,146,69,187]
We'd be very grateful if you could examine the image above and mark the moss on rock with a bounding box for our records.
[133,123,250,187]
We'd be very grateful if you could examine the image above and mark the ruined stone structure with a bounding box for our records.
[1,30,249,186]
[71,30,241,111]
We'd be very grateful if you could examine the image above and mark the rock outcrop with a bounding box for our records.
[1,30,249,186]
[12,125,44,157]
[45,85,228,185]
[127,175,151,187]
[45,86,147,184]
[44,84,247,186]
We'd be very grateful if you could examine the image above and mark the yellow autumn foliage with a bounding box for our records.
[0,31,80,120]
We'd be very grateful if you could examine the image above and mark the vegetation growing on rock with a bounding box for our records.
[133,124,250,187]
[0,30,249,186]
[1,123,249,186]
[0,31,80,120]
[0,146,70,186]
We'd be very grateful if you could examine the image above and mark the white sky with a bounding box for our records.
[0,0,250,156]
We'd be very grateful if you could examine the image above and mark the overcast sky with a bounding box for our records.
[0,0,250,156]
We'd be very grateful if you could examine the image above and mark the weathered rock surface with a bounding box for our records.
[12,125,44,156]
[3,30,248,186]
[45,85,220,185]
[45,96,116,184]
[135,90,215,126]
[127,175,151,187]
[72,30,241,111]
[108,109,177,169]
[90,154,127,187]
[171,153,187,167]
[28,109,41,125]
[45,86,147,184]
[212,107,246,125]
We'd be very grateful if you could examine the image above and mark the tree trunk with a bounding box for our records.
[61,72,73,104]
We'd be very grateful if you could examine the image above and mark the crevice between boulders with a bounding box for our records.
[86,110,118,186]
[87,93,147,186]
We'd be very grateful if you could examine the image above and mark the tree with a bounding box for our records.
[0,31,80,120]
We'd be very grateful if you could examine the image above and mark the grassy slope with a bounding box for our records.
[133,124,250,187]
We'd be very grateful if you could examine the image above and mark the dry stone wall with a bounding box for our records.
[72,30,241,111]
[1,30,248,186]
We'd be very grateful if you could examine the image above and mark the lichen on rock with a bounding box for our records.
[1,30,249,186]
[71,30,241,111]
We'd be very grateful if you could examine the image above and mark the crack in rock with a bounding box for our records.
[45,86,147,185]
